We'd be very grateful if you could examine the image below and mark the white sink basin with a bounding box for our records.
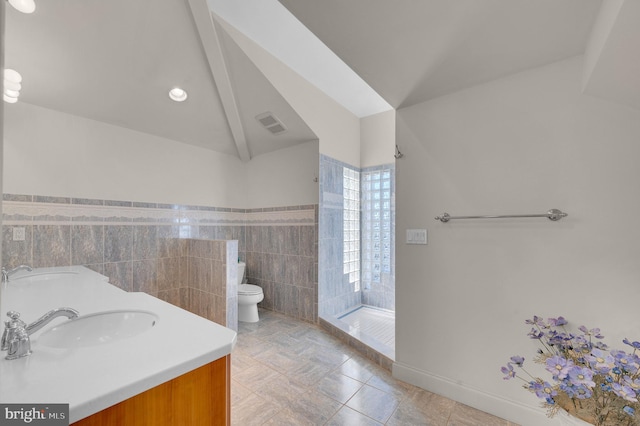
[13,271,79,282]
[37,310,158,348]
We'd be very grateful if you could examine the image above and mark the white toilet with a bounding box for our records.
[237,261,264,323]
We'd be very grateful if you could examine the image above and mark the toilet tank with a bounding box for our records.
[237,261,246,285]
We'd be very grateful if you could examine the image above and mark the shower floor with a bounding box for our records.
[338,305,395,355]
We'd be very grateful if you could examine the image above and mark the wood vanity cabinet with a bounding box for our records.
[72,355,230,426]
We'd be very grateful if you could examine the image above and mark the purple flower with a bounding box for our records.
[501,364,516,380]
[574,384,593,399]
[528,328,544,340]
[560,380,578,398]
[567,366,595,388]
[624,406,636,417]
[623,338,640,349]
[510,356,525,367]
[547,332,575,350]
[548,317,567,327]
[528,381,557,400]
[624,376,640,393]
[579,325,604,339]
[612,383,638,403]
[545,356,573,379]
[587,349,614,373]
[526,316,547,327]
[611,350,638,373]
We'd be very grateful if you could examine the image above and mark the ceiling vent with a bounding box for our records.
[256,112,287,135]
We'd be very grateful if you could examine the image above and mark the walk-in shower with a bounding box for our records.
[318,155,395,363]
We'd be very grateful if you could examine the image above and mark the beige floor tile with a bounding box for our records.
[232,361,281,391]
[339,355,377,383]
[252,344,308,374]
[252,374,309,407]
[315,371,364,404]
[346,383,401,424]
[288,359,334,387]
[387,401,446,426]
[366,369,415,400]
[230,379,253,406]
[326,406,384,426]
[447,403,510,426]
[231,392,280,426]
[262,407,316,426]
[284,389,343,424]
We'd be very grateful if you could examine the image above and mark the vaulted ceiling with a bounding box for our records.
[8,0,636,162]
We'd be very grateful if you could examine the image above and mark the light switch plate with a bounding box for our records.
[12,227,26,241]
[406,229,427,245]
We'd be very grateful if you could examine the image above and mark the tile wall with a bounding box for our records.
[1,194,318,328]
[318,156,396,317]
[319,155,361,318]
[245,206,318,323]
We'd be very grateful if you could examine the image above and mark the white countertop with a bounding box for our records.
[0,266,237,423]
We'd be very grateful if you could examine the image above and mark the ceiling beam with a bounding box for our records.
[187,0,251,162]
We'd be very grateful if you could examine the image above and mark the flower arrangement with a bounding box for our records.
[501,316,640,425]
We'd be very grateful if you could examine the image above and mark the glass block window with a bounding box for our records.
[343,167,360,292]
[361,168,392,289]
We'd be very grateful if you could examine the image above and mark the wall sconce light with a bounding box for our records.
[7,0,36,14]
[4,69,22,104]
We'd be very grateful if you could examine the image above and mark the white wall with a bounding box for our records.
[4,102,247,207]
[246,139,319,208]
[394,56,640,425]
[360,110,395,168]
[216,17,361,168]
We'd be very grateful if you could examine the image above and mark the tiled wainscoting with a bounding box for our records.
[245,216,318,323]
[1,194,318,328]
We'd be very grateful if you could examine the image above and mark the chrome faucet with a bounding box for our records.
[1,308,79,360]
[1,265,33,283]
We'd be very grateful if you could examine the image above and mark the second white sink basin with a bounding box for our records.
[38,310,158,348]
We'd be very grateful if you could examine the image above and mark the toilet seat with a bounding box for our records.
[238,284,262,296]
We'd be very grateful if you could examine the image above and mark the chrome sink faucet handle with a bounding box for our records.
[1,311,27,352]
[1,308,79,360]
[1,265,33,283]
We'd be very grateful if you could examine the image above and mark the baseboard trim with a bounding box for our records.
[392,361,563,426]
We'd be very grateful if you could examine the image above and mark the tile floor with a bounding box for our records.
[231,309,518,425]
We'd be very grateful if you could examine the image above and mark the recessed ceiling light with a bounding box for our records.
[8,0,36,14]
[169,87,187,102]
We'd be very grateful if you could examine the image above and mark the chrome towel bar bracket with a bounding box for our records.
[434,209,568,223]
